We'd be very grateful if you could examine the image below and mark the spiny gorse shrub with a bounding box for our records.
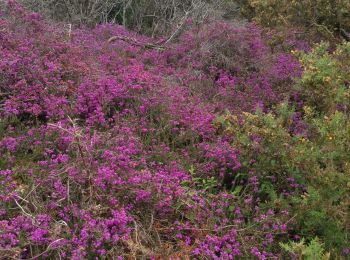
[280,237,330,260]
[215,41,350,257]
[239,0,350,40]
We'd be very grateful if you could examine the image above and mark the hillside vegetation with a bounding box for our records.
[0,1,349,259]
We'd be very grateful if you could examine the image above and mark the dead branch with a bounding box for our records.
[108,35,167,51]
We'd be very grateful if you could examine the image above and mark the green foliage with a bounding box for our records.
[280,237,330,260]
[182,165,219,193]
[295,42,350,113]
[216,104,309,184]
[239,0,350,39]
[219,109,350,255]
[215,42,350,255]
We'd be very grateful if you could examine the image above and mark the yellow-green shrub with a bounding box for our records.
[295,42,350,113]
[239,0,350,39]
[217,106,350,256]
[280,237,330,260]
[214,42,350,255]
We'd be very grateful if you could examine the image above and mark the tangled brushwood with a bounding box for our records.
[0,1,349,259]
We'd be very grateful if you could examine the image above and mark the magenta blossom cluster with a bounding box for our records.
[0,2,307,259]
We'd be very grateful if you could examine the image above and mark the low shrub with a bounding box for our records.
[215,42,350,257]
[1,1,349,258]
[239,0,350,39]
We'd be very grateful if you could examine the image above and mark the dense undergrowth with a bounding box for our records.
[0,1,349,259]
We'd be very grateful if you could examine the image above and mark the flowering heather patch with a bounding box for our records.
[1,1,349,259]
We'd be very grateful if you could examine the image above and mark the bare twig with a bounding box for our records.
[108,35,167,51]
[164,10,190,44]
[14,198,35,220]
[22,238,64,260]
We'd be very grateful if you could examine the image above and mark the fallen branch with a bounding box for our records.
[14,198,35,220]
[108,35,166,51]
[23,238,64,260]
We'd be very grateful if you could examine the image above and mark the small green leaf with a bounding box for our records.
[233,185,242,196]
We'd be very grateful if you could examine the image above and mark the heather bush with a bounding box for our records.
[1,1,349,259]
